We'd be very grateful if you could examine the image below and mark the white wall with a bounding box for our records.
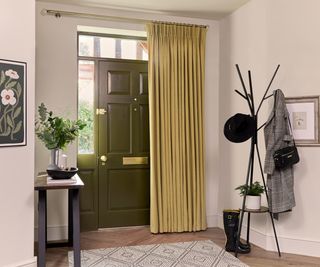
[36,1,220,239]
[220,0,320,257]
[0,0,36,266]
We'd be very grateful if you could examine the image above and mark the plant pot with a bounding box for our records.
[245,195,261,210]
[47,148,61,170]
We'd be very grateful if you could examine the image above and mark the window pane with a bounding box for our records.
[100,37,116,58]
[121,39,137,60]
[79,35,94,57]
[78,34,148,60]
[78,60,94,154]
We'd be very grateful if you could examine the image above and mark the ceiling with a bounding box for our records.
[37,0,250,19]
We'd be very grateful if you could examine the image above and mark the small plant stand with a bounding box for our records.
[233,64,281,258]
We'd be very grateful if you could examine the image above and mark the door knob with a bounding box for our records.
[100,155,108,162]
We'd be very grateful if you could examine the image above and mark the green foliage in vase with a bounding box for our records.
[35,103,86,150]
[235,181,265,196]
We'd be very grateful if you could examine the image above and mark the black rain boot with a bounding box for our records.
[223,210,251,254]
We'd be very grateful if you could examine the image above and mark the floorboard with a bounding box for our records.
[42,227,320,267]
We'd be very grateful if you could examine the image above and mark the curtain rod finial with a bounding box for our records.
[40,9,48,16]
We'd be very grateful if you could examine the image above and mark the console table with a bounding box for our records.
[35,174,84,267]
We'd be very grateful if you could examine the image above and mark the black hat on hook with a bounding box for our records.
[224,113,255,143]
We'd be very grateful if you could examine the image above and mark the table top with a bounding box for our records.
[35,173,84,190]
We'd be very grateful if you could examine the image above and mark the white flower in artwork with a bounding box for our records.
[1,89,17,106]
[5,69,19,79]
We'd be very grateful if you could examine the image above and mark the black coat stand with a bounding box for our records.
[233,64,281,257]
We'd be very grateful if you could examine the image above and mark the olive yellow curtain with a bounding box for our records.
[146,23,207,233]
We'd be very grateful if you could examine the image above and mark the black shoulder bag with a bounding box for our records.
[273,116,300,169]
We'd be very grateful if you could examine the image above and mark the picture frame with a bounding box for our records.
[285,96,320,146]
[0,59,27,147]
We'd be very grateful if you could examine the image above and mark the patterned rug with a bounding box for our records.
[68,240,249,267]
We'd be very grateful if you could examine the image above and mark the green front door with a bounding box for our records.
[78,59,149,230]
[98,59,150,228]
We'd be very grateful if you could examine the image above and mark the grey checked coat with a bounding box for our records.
[264,89,296,214]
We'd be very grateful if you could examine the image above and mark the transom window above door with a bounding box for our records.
[78,34,148,61]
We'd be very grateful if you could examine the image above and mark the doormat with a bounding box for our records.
[68,240,249,267]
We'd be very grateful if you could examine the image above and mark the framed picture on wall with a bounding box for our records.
[285,96,320,146]
[0,59,27,147]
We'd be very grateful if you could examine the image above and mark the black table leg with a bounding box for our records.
[68,189,73,246]
[38,190,47,267]
[72,189,81,267]
[45,193,48,248]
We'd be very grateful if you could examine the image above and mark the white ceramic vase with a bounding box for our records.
[245,195,261,210]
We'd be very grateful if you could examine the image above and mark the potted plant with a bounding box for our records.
[35,103,86,170]
[235,181,265,210]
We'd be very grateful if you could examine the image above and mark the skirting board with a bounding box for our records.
[264,230,320,258]
[4,257,37,267]
[217,214,320,258]
[207,214,219,228]
[34,225,68,241]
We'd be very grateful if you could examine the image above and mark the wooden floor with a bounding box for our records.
[44,227,320,267]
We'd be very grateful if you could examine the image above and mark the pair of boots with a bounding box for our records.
[223,210,251,254]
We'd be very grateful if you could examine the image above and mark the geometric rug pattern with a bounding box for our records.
[68,240,249,267]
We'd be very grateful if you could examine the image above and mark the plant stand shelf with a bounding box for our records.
[241,206,269,213]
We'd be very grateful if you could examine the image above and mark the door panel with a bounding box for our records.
[78,155,99,231]
[79,170,95,212]
[107,103,132,154]
[107,71,131,95]
[98,60,149,228]
[139,104,149,153]
[104,169,150,210]
[139,72,148,95]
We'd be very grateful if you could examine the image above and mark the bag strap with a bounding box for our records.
[272,90,277,130]
[287,113,297,147]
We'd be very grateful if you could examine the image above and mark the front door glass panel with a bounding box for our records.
[78,60,95,154]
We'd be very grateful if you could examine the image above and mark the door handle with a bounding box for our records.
[96,108,107,115]
[100,155,108,162]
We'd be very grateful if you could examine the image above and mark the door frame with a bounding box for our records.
[77,32,148,231]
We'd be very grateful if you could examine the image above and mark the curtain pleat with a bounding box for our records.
[147,23,207,233]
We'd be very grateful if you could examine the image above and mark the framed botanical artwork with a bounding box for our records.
[285,96,320,146]
[0,59,27,147]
